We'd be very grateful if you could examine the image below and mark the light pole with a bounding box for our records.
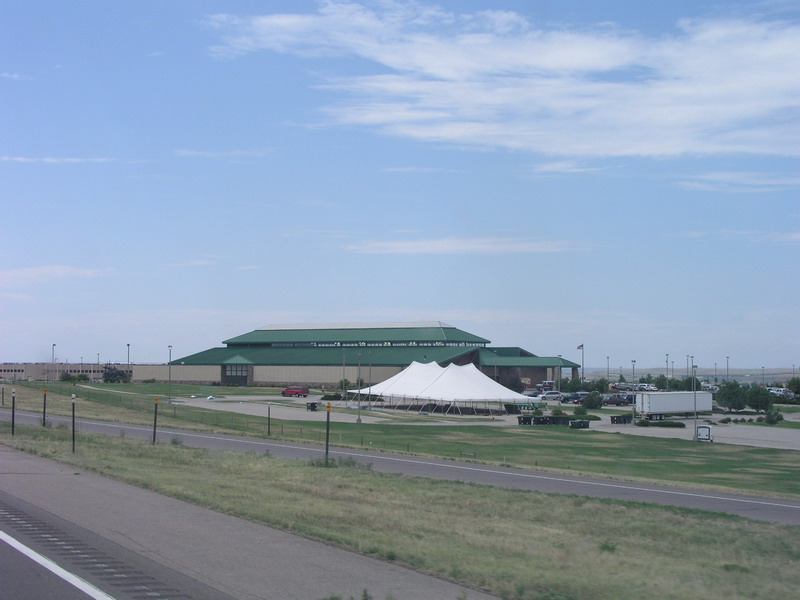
[606,356,610,381]
[356,354,362,424]
[665,354,669,391]
[692,362,698,441]
[127,343,130,381]
[686,355,689,379]
[726,356,729,381]
[71,394,77,453]
[762,366,765,387]
[11,388,16,436]
[168,346,173,404]
[51,343,56,382]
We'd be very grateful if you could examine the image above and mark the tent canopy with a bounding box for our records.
[350,361,529,403]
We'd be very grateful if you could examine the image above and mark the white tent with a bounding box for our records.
[350,361,529,405]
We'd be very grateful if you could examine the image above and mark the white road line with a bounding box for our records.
[0,530,118,600]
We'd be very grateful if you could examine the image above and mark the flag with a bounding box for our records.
[577,344,584,350]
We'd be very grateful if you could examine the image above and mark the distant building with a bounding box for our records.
[171,322,579,388]
[1,322,579,389]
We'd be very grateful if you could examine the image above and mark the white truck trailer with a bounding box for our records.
[635,391,713,420]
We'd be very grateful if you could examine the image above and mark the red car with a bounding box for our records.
[282,386,310,397]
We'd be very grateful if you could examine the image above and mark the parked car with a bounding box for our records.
[604,394,631,406]
[282,386,310,397]
[539,391,563,401]
[573,391,591,404]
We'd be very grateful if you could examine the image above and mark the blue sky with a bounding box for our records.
[2,0,798,371]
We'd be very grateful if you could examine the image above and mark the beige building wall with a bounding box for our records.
[133,364,221,384]
[252,365,401,388]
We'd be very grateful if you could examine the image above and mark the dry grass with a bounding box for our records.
[3,425,799,600]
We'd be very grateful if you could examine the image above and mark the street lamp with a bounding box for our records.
[168,346,173,404]
[665,354,669,391]
[11,388,16,436]
[127,343,130,381]
[71,394,77,453]
[692,362,698,441]
[726,356,730,382]
[51,343,56,382]
[686,355,689,379]
[606,356,610,381]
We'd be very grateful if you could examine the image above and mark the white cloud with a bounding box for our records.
[208,4,800,158]
[677,171,800,192]
[174,149,271,159]
[347,236,588,254]
[0,156,116,164]
[673,229,800,243]
[533,160,601,174]
[0,266,108,289]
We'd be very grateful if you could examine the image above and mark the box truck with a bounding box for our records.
[635,391,713,420]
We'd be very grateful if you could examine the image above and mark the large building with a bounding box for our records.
[171,322,579,389]
[1,322,579,389]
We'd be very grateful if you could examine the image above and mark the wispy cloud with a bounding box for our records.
[0,266,108,288]
[208,4,800,158]
[380,166,457,173]
[674,229,800,243]
[0,156,116,164]
[174,149,271,159]
[347,236,587,254]
[533,160,601,174]
[677,171,800,193]
[172,260,217,267]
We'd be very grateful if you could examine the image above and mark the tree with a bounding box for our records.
[715,381,747,412]
[654,374,668,390]
[102,364,130,384]
[787,377,800,396]
[583,391,603,410]
[746,386,773,413]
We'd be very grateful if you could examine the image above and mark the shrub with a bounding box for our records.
[635,420,685,428]
[583,391,604,410]
[764,408,784,425]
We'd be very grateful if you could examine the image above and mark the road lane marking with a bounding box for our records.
[0,530,118,600]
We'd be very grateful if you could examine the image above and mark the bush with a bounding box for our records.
[764,408,784,425]
[584,391,604,410]
[635,420,686,428]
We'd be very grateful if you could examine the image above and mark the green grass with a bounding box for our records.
[5,382,800,498]
[3,425,799,600]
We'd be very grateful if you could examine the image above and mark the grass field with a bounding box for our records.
[2,424,799,600]
[5,382,799,498]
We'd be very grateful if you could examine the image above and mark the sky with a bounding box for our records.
[1,0,799,372]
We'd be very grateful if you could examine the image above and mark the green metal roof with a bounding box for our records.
[223,322,490,346]
[175,345,481,367]
[479,348,580,369]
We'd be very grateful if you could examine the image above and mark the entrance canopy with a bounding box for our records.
[351,361,529,403]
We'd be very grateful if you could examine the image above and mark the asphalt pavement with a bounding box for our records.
[0,445,498,600]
